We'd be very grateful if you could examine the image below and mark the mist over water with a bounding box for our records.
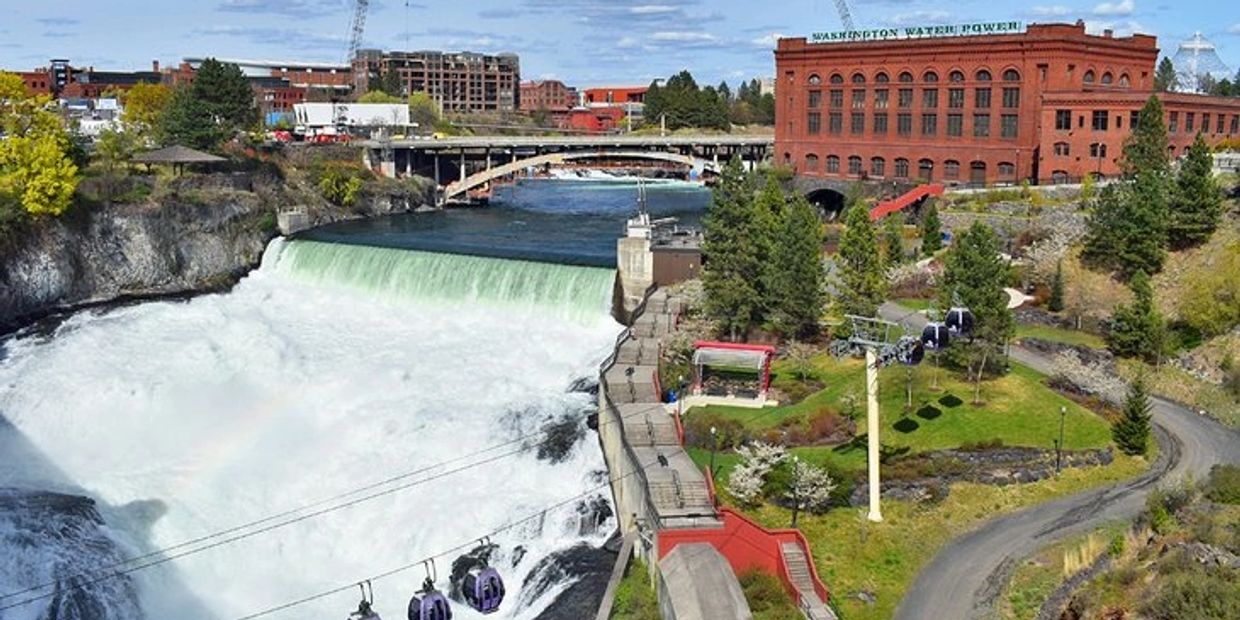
[0,240,622,620]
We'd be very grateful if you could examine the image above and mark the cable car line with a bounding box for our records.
[0,392,662,611]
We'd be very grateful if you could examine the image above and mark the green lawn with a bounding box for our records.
[687,354,1113,454]
[894,298,933,311]
[1015,324,1107,350]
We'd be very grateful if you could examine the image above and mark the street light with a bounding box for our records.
[709,425,719,478]
[1055,405,1067,474]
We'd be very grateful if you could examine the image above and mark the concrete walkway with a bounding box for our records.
[877,302,1240,620]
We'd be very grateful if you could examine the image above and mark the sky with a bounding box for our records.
[0,0,1237,87]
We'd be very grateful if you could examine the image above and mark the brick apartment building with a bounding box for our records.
[353,49,520,114]
[519,79,576,112]
[775,21,1240,186]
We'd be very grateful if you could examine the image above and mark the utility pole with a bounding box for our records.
[865,347,882,522]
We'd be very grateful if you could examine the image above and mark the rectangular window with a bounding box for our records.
[874,113,888,134]
[1001,114,1018,138]
[921,113,937,136]
[1116,115,1123,129]
[807,112,821,134]
[1053,142,1070,156]
[851,112,864,134]
[1217,114,1225,134]
[1055,109,1071,130]
[947,113,963,136]
[848,157,862,175]
[871,158,885,177]
[1092,110,1108,131]
[1001,87,1020,108]
[975,87,991,109]
[1130,111,1139,129]
[898,88,913,108]
[852,89,865,109]
[1169,111,1179,133]
[1186,112,1194,132]
[973,113,990,137]
[898,113,912,136]
[807,90,821,109]
[1231,115,1239,135]
[826,157,839,173]
[1203,113,1211,133]
[948,88,964,109]
[829,112,842,134]
[922,88,938,109]
[829,89,843,108]
[875,89,889,110]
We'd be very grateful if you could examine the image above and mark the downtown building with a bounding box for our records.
[353,49,520,114]
[775,21,1240,186]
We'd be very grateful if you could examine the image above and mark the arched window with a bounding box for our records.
[997,162,1016,179]
[969,160,987,185]
[830,73,844,84]
[871,156,886,177]
[851,73,866,84]
[1119,73,1130,87]
[1051,170,1070,184]
[783,152,792,166]
[848,155,863,175]
[875,72,890,83]
[949,70,965,83]
[808,74,822,86]
[923,71,939,83]
[918,158,934,181]
[894,158,910,178]
[975,69,992,81]
[1083,70,1096,83]
[1101,72,1113,85]
[1002,69,1020,82]
[805,153,819,171]
[944,160,960,180]
[826,155,840,174]
[899,71,914,83]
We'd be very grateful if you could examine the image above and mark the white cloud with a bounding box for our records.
[617,36,639,49]
[629,5,678,15]
[1030,5,1073,17]
[1084,19,1148,36]
[750,32,786,49]
[886,11,952,27]
[650,31,718,43]
[1092,0,1135,17]
[1228,23,1240,34]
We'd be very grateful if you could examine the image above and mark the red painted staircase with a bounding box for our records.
[869,183,945,221]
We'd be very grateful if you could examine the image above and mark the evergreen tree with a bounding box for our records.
[836,198,886,318]
[1107,269,1166,363]
[1048,259,1066,313]
[769,194,826,338]
[939,222,1014,401]
[1122,95,1171,178]
[1169,133,1224,248]
[882,215,904,268]
[191,58,258,134]
[702,157,761,340]
[753,176,786,320]
[161,85,226,150]
[1154,57,1178,92]
[921,203,942,256]
[1113,375,1153,456]
[380,69,404,97]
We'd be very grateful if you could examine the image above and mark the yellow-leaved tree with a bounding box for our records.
[0,71,79,220]
[122,82,172,140]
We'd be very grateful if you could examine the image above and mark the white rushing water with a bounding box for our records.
[0,239,622,620]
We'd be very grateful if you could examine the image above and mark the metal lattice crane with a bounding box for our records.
[833,0,856,30]
[347,0,370,62]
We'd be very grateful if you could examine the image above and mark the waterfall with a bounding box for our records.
[272,240,617,322]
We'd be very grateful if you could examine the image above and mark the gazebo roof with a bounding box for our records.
[133,145,226,164]
[692,341,775,372]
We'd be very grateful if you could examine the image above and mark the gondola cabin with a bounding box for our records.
[921,323,951,351]
[408,589,452,620]
[945,307,975,337]
[462,566,505,614]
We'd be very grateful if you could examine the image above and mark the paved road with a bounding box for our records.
[877,303,1240,620]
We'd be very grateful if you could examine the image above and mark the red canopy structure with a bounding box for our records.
[691,341,776,398]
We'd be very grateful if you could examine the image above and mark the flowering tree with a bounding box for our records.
[1050,351,1127,405]
[727,441,787,506]
[786,456,838,527]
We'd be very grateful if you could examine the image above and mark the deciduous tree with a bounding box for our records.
[0,71,79,220]
[121,82,172,141]
[786,457,837,527]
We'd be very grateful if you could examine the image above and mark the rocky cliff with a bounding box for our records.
[0,171,436,332]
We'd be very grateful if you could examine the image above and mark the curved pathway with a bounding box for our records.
[877,303,1240,620]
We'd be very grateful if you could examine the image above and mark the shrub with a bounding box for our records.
[958,438,1005,451]
[316,162,366,207]
[1141,568,1240,620]
[1204,464,1240,504]
[683,412,747,450]
[1107,532,1126,558]
[738,569,799,620]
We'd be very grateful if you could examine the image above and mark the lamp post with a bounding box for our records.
[1055,405,1067,474]
[709,426,718,478]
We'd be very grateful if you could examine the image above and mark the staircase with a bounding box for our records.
[869,183,945,221]
[781,542,837,620]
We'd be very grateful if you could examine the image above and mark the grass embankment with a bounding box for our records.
[609,557,659,620]
[682,351,1151,620]
[996,521,1130,619]
[1015,323,1107,350]
[1116,359,1240,429]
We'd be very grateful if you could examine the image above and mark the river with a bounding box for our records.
[0,176,709,620]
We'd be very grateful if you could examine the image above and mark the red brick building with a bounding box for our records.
[775,21,1240,186]
[582,86,647,106]
[520,79,576,112]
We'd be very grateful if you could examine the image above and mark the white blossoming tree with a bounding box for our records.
[726,441,788,507]
[785,456,838,527]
